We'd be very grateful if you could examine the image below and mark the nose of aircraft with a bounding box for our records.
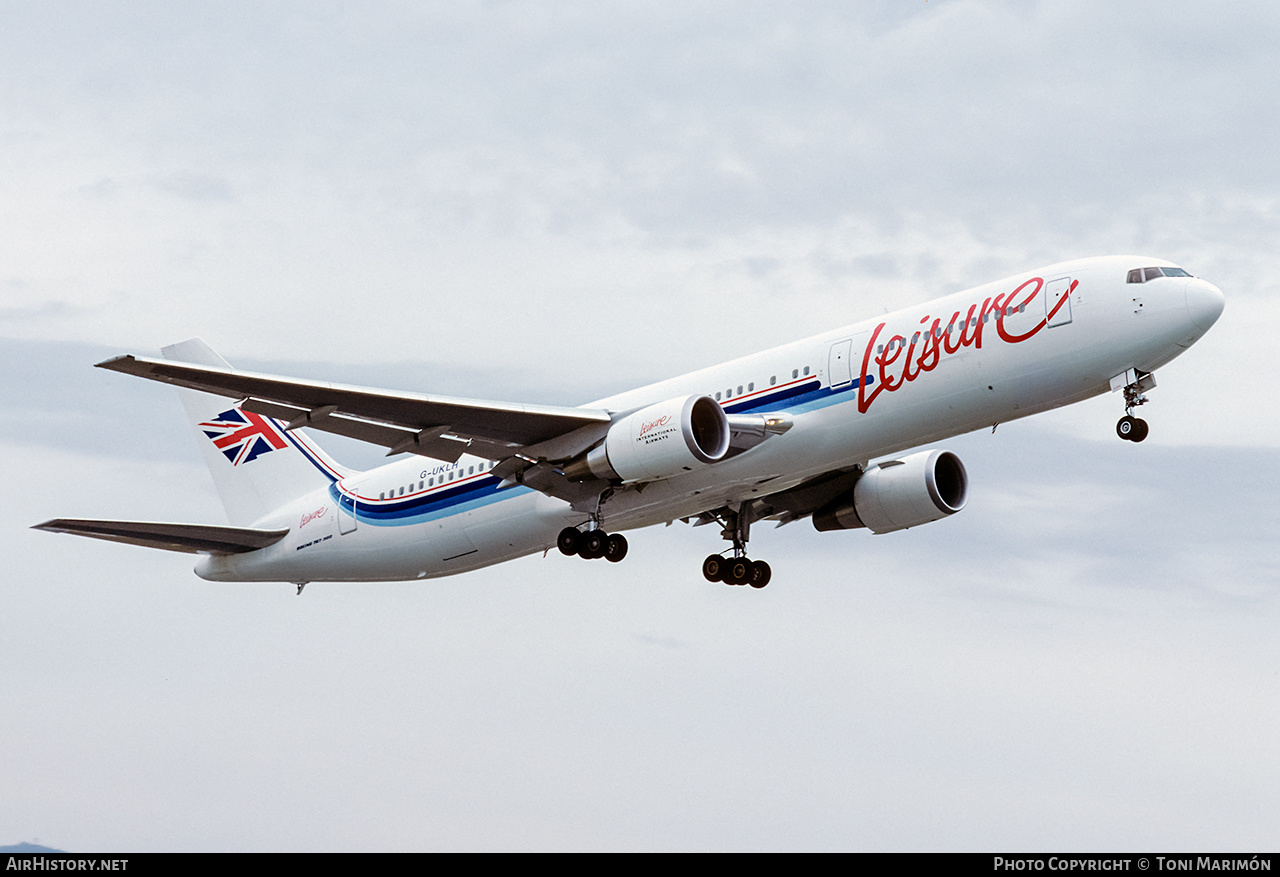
[1186,278,1225,332]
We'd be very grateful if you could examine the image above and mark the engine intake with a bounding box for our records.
[813,449,967,534]
[563,394,730,483]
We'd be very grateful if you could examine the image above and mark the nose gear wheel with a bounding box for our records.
[1115,372,1154,442]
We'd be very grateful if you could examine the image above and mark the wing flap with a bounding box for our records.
[33,519,289,555]
[239,398,474,463]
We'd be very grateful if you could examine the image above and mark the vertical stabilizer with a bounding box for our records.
[162,338,352,525]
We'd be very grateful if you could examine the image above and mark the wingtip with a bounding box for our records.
[94,354,138,370]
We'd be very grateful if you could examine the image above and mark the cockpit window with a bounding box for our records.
[1128,266,1193,283]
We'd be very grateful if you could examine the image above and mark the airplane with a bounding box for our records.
[34,255,1224,591]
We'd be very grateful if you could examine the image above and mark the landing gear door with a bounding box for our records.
[1045,276,1073,328]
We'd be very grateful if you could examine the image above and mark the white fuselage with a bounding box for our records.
[195,255,1224,583]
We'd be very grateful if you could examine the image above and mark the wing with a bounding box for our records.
[32,519,289,555]
[97,353,614,467]
[756,466,865,525]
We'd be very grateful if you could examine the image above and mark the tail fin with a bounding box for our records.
[163,338,353,526]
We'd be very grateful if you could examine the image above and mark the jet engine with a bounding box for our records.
[563,394,731,483]
[813,449,967,534]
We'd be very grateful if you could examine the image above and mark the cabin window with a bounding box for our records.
[803,366,810,376]
[748,382,754,392]
[715,391,721,400]
[792,369,799,379]
[737,385,743,395]
[379,492,385,500]
[770,375,776,386]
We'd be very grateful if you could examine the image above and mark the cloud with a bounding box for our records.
[8,421,1278,850]
[2,1,1275,851]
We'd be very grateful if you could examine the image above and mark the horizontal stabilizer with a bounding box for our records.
[32,518,289,555]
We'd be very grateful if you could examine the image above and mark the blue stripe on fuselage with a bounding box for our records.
[331,475,531,527]
[327,374,873,528]
[724,374,871,415]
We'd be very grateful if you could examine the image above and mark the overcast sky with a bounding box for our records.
[3,1,1278,852]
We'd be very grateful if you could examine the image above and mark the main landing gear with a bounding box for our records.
[1115,373,1153,443]
[558,526,628,563]
[700,505,772,588]
[702,554,772,588]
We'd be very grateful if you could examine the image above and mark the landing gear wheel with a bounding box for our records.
[724,557,752,586]
[557,527,581,556]
[702,554,726,583]
[1129,418,1149,443]
[604,533,629,563]
[1116,415,1137,441]
[579,530,608,559]
[748,560,772,589]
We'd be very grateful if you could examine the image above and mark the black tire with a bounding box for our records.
[1116,415,1136,441]
[702,554,726,582]
[580,530,608,559]
[1130,418,1149,443]
[557,527,581,556]
[725,558,752,586]
[749,560,772,589]
[604,533,629,563]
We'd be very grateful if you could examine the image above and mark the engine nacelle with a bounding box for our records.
[813,449,967,534]
[565,394,731,484]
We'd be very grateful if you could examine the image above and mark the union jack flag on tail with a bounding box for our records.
[199,407,289,466]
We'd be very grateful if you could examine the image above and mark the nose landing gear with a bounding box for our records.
[1116,414,1149,442]
[1113,370,1156,443]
